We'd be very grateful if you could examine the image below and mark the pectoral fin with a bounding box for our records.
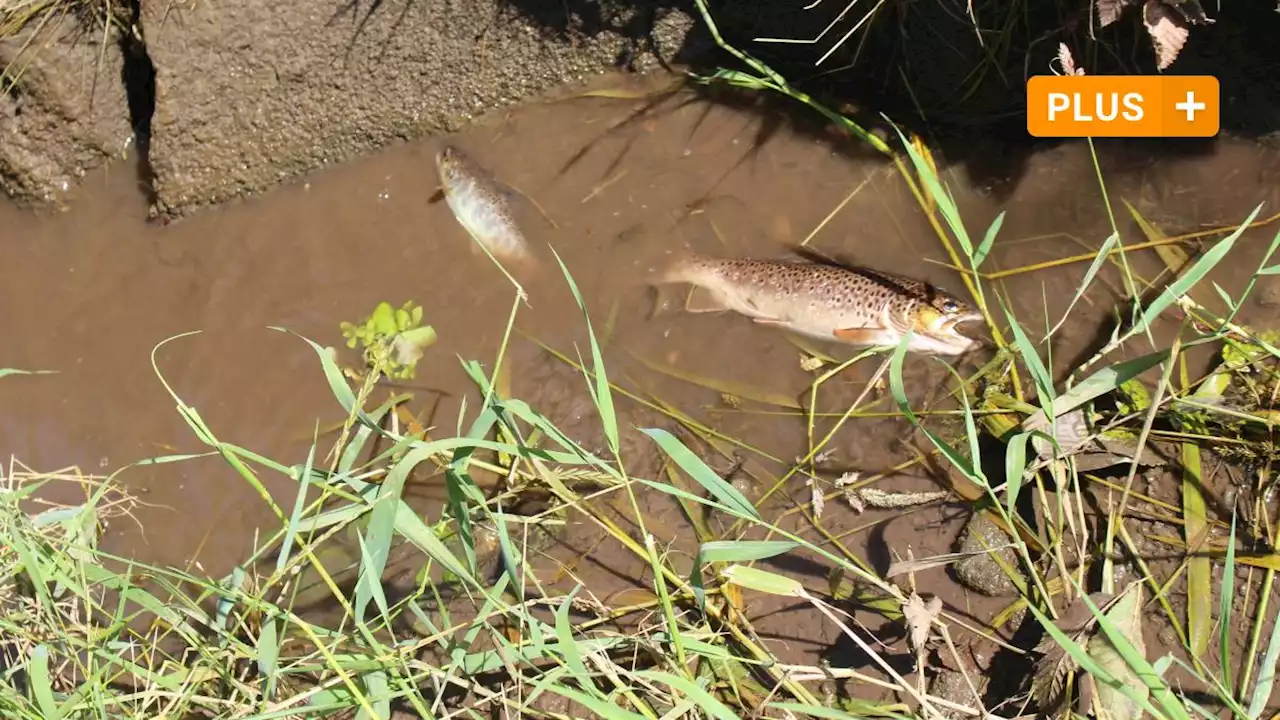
[832,327,895,345]
[684,286,734,314]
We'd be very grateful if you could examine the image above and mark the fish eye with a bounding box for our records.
[940,299,960,313]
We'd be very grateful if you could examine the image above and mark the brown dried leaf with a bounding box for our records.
[1024,407,1093,461]
[1057,43,1084,76]
[1144,0,1190,70]
[903,592,943,656]
[1030,592,1119,715]
[1097,0,1136,27]
[1168,0,1214,25]
[1032,643,1075,716]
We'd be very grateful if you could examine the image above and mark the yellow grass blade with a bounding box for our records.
[628,350,803,409]
[1181,439,1213,660]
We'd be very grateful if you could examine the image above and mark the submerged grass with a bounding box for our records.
[5,6,1280,720]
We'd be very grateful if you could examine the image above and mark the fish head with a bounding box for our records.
[434,145,470,188]
[902,290,984,355]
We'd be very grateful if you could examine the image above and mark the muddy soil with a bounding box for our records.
[7,0,1280,227]
[5,72,1280,711]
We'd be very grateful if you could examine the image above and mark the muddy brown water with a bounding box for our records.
[6,71,1280,707]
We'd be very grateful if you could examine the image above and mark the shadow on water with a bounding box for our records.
[497,0,1280,202]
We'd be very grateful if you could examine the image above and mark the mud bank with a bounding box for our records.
[5,0,1280,219]
[0,0,697,217]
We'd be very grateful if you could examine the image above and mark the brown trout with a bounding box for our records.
[435,145,534,266]
[657,255,983,355]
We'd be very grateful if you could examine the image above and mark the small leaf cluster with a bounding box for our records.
[339,301,438,380]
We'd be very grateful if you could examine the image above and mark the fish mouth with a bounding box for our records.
[935,311,984,336]
[910,311,985,355]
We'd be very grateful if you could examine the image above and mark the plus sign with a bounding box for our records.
[1175,90,1206,122]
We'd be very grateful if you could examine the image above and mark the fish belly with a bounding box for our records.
[445,191,529,262]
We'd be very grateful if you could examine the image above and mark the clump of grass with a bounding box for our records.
[1,0,129,100]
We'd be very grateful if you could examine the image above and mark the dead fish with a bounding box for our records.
[655,255,983,355]
[434,145,534,266]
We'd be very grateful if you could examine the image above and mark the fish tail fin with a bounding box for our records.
[655,250,709,286]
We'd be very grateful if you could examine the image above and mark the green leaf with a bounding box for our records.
[1005,431,1031,517]
[892,124,973,257]
[721,564,805,597]
[354,669,391,720]
[698,540,800,564]
[1181,441,1212,661]
[28,645,60,720]
[889,334,984,485]
[1087,582,1150,720]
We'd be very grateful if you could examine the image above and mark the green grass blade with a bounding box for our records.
[889,335,983,484]
[276,439,318,574]
[1246,590,1280,713]
[1001,297,1054,405]
[549,247,620,458]
[1134,203,1263,335]
[529,679,649,720]
[269,326,379,428]
[632,477,759,520]
[1221,512,1238,700]
[721,564,805,597]
[1224,227,1280,327]
[255,613,280,698]
[0,367,57,378]
[642,428,761,521]
[1047,231,1119,339]
[352,443,416,622]
[633,670,739,720]
[554,585,602,696]
[1055,350,1170,417]
[1077,584,1193,720]
[974,210,1005,268]
[890,124,973,256]
[354,669,391,720]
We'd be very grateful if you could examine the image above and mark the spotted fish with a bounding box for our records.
[656,254,983,355]
[434,145,534,266]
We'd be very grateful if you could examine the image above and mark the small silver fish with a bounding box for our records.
[656,254,983,355]
[434,145,534,266]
